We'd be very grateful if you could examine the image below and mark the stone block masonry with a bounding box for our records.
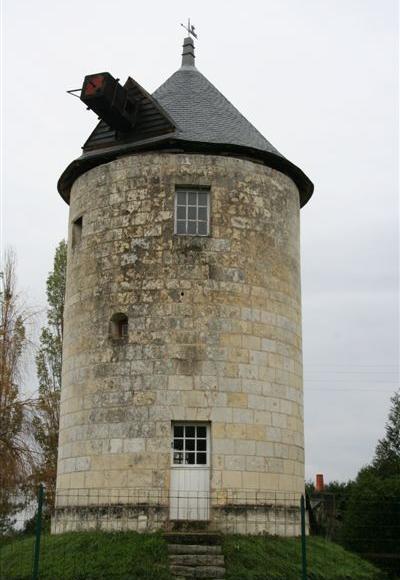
[54,152,304,533]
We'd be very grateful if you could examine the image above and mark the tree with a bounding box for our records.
[33,240,67,502]
[341,391,400,577]
[372,390,400,478]
[341,470,400,576]
[0,250,34,532]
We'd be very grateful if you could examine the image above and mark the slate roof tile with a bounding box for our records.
[153,66,281,156]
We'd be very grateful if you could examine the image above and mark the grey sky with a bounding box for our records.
[2,0,398,482]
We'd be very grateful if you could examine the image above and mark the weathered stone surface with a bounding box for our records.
[171,567,227,580]
[193,566,226,578]
[170,555,225,567]
[168,565,196,577]
[168,545,222,555]
[55,152,304,533]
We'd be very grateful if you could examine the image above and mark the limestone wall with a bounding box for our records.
[56,152,304,506]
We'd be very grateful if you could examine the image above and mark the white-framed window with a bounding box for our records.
[174,189,210,236]
[171,423,209,466]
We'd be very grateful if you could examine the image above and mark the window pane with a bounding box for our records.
[174,439,183,450]
[176,220,186,234]
[197,426,206,438]
[185,426,195,437]
[197,221,208,236]
[174,452,184,464]
[188,206,197,220]
[198,207,207,221]
[185,439,195,451]
[187,221,197,234]
[174,426,184,437]
[185,452,195,465]
[175,190,210,237]
[197,439,206,451]
[197,453,207,465]
[177,192,187,205]
[177,206,186,219]
[197,193,208,206]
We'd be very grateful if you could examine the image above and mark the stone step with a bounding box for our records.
[170,565,226,578]
[166,532,225,579]
[170,554,225,567]
[168,544,222,555]
[195,569,225,580]
[165,532,222,545]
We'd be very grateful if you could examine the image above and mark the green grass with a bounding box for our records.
[223,536,388,580]
[0,531,172,580]
[0,532,389,580]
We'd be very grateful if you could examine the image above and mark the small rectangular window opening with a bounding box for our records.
[72,216,83,248]
[172,423,208,466]
[110,313,128,340]
[175,189,210,236]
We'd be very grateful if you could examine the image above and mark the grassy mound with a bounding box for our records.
[0,532,172,580]
[0,532,388,579]
[223,536,388,580]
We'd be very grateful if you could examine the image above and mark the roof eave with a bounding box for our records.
[58,138,314,207]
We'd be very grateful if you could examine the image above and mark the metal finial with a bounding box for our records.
[180,18,198,39]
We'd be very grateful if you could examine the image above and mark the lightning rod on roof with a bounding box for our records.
[181,18,198,39]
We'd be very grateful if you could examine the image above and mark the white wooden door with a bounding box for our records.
[170,423,210,521]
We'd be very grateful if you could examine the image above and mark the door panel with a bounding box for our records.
[170,423,210,520]
[170,468,210,520]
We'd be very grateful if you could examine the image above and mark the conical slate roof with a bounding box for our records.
[58,37,313,206]
[153,66,281,156]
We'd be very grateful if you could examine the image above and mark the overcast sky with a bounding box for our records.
[1,0,398,482]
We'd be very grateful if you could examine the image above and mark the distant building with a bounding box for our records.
[53,33,314,534]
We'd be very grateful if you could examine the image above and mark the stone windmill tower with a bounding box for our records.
[53,30,313,534]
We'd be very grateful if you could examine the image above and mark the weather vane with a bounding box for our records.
[181,18,198,39]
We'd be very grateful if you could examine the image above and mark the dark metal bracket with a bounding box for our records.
[66,88,82,99]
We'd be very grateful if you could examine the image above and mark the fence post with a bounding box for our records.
[301,494,307,580]
[32,483,44,580]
